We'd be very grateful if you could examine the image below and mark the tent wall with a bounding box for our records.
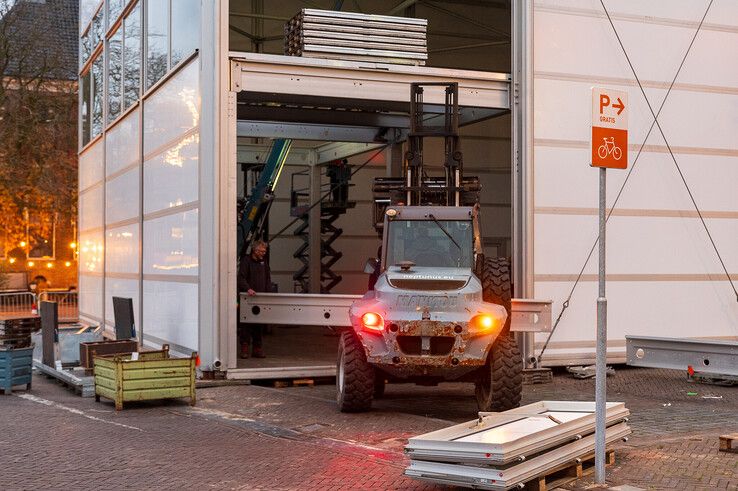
[529,0,738,365]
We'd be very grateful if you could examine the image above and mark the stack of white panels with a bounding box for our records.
[284,9,428,66]
[404,401,631,490]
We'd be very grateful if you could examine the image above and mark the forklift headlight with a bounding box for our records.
[361,312,384,332]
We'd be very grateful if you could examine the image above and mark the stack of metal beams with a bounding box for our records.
[404,401,631,490]
[284,9,428,65]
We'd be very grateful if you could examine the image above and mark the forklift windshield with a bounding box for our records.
[386,219,473,269]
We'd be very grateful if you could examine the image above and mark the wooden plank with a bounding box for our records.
[122,386,191,401]
[122,376,192,391]
[123,367,192,380]
[719,434,738,453]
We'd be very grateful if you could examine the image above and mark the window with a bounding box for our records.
[81,71,91,146]
[386,220,474,269]
[91,7,104,49]
[146,0,169,89]
[91,55,104,138]
[107,28,123,123]
[107,0,125,28]
[171,0,200,66]
[123,2,141,109]
[80,0,100,34]
[81,30,92,66]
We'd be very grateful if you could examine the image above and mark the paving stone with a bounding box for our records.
[1,367,736,489]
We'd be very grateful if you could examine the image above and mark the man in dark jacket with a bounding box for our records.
[238,240,271,358]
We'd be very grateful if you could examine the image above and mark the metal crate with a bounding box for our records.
[93,345,197,410]
[0,346,33,394]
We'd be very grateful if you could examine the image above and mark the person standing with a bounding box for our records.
[238,240,271,358]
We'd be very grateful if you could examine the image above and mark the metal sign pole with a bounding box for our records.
[595,166,607,483]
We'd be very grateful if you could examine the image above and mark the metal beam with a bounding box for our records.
[308,169,322,294]
[236,120,386,142]
[228,24,259,41]
[237,103,411,129]
[316,142,387,164]
[626,336,738,376]
[427,0,509,8]
[230,53,510,112]
[386,0,419,16]
[236,143,316,167]
[229,12,289,22]
[429,40,509,54]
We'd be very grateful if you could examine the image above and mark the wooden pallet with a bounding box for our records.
[523,450,615,491]
[719,433,738,453]
[523,368,553,385]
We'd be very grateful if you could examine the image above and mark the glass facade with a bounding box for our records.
[107,27,123,123]
[78,0,202,352]
[171,0,201,66]
[146,0,168,89]
[123,3,142,109]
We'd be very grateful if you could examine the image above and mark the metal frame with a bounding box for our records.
[626,335,738,377]
[405,401,629,465]
[405,422,630,490]
[225,51,513,372]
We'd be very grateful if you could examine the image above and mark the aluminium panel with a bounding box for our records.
[295,22,426,39]
[626,335,738,376]
[405,401,628,465]
[297,32,427,46]
[405,422,631,490]
[299,39,428,53]
[300,9,427,27]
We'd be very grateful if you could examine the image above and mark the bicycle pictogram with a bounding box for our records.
[597,136,622,160]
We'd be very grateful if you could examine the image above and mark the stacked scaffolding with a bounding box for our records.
[284,9,428,66]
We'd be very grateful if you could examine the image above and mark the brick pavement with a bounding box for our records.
[0,367,735,490]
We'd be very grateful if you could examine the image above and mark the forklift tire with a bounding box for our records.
[474,334,523,412]
[481,257,512,332]
[336,331,374,412]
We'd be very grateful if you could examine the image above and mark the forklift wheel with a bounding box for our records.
[481,257,512,332]
[336,331,374,412]
[475,334,523,412]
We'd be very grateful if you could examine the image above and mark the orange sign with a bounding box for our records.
[591,87,628,169]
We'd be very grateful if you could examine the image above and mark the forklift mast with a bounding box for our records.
[237,138,292,258]
[371,82,480,231]
[406,82,463,206]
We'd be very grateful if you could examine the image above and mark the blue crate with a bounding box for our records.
[0,346,33,394]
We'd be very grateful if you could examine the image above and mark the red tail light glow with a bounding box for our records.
[361,312,384,332]
[470,314,497,333]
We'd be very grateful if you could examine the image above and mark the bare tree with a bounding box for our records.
[0,0,77,259]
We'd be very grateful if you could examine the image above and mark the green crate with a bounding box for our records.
[93,344,196,411]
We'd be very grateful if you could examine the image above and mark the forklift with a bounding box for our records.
[337,82,522,412]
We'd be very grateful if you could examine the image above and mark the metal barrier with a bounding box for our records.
[39,291,79,323]
[0,292,36,316]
